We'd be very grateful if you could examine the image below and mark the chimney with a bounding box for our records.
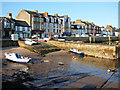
[45,12,48,16]
[54,14,58,17]
[64,15,68,17]
[76,19,81,22]
[7,13,12,19]
[35,9,38,13]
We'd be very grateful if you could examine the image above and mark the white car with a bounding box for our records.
[25,39,37,45]
[5,52,31,63]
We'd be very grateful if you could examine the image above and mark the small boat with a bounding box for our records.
[58,39,65,41]
[5,52,31,63]
[37,39,46,42]
[76,50,84,55]
[25,38,37,45]
[70,48,84,55]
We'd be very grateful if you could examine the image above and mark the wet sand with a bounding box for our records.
[1,46,120,89]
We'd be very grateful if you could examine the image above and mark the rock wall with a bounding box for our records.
[61,36,120,42]
[1,40,18,47]
[48,41,119,60]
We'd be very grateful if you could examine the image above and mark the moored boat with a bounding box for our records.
[70,48,84,55]
[5,52,31,63]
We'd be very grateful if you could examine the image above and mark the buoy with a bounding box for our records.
[107,69,110,73]
[73,56,75,59]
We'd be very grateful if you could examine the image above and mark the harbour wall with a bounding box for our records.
[61,36,120,42]
[0,40,18,47]
[48,41,120,60]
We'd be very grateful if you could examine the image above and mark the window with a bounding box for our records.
[7,22,10,28]
[17,26,20,31]
[23,27,25,31]
[77,25,80,29]
[19,26,22,31]
[36,18,38,22]
[32,23,34,29]
[4,22,6,28]
[25,27,27,31]
[11,23,14,29]
[40,18,43,22]
[58,19,61,23]
[54,18,57,22]
[15,26,17,31]
[64,17,67,22]
[53,29,55,33]
[32,17,34,21]
[71,26,74,28]
[34,17,36,21]
[51,18,54,22]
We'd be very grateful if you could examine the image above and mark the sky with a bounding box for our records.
[1,2,118,28]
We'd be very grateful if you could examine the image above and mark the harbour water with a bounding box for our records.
[2,47,120,88]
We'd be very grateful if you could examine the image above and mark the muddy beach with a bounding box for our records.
[1,46,120,89]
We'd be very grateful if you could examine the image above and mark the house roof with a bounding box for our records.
[11,18,30,27]
[116,29,120,32]
[24,9,42,16]
[0,17,15,23]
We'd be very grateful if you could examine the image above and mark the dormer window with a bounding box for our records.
[58,19,61,23]
[11,23,14,29]
[51,18,53,22]
[54,18,57,23]
[4,22,7,28]
[46,17,49,22]
[77,25,80,29]
[32,17,34,21]
[71,26,74,28]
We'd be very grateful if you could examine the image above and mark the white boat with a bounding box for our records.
[25,38,37,45]
[5,52,31,63]
[70,48,84,55]
[70,48,77,53]
[58,39,65,41]
[76,50,84,55]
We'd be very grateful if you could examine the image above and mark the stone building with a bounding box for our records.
[0,13,15,38]
[11,19,31,39]
[71,19,102,37]
[71,19,87,37]
[15,9,71,38]
[105,25,115,36]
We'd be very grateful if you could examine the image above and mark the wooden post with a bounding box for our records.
[89,37,91,44]
[109,36,110,45]
[93,36,95,43]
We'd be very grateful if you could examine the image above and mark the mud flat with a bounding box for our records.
[1,46,120,89]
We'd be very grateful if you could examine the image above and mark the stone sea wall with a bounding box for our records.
[61,36,120,43]
[48,41,120,60]
[0,40,18,47]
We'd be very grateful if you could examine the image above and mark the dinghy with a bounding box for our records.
[5,52,31,63]
[25,38,37,45]
[70,48,84,55]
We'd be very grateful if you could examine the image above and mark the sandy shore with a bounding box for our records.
[1,46,120,89]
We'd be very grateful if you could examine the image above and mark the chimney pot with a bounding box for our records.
[7,13,12,19]
[35,9,38,13]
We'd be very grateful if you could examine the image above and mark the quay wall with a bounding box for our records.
[0,40,18,47]
[61,36,120,42]
[48,41,120,60]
